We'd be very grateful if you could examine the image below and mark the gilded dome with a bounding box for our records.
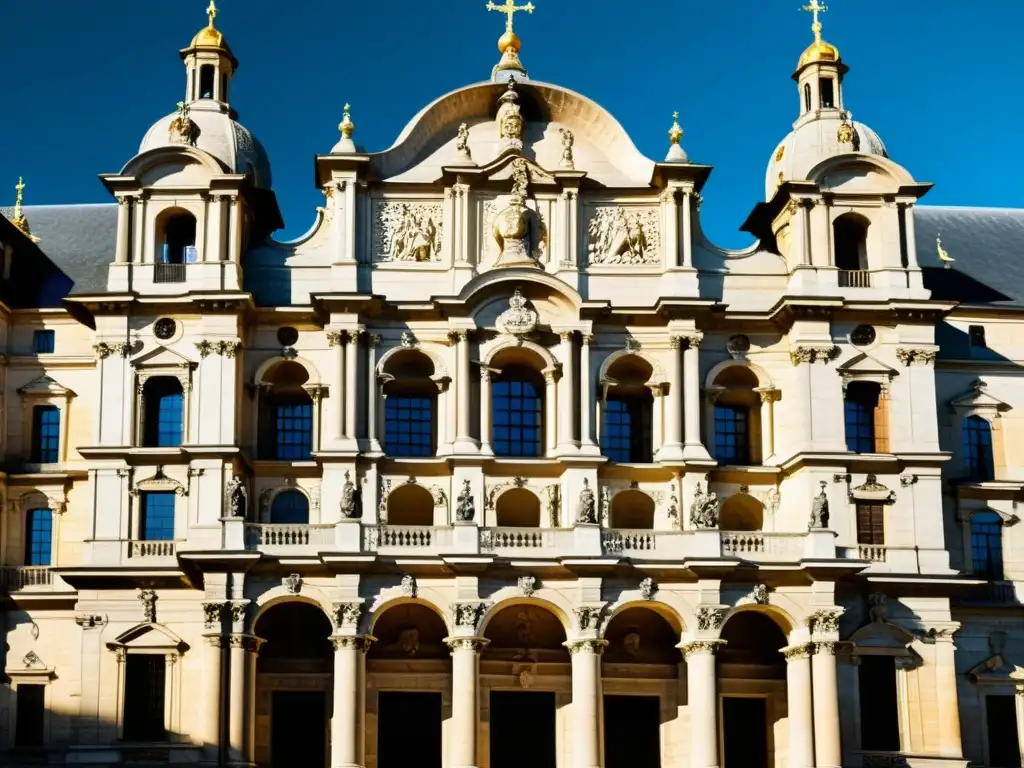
[190,25,232,55]
[797,38,840,70]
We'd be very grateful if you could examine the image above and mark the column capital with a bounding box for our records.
[564,638,609,655]
[327,330,345,347]
[805,607,845,637]
[227,633,264,654]
[781,642,814,661]
[813,641,837,656]
[444,636,490,653]
[203,633,231,649]
[330,634,374,652]
[678,639,727,658]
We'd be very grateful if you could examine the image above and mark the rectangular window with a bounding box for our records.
[156,391,184,447]
[856,504,885,546]
[969,324,987,349]
[384,395,434,457]
[15,684,45,747]
[602,395,653,464]
[24,508,53,566]
[492,378,543,458]
[845,383,880,453]
[819,78,835,108]
[33,330,55,354]
[972,513,1005,581]
[986,694,1022,767]
[714,405,750,465]
[275,401,313,460]
[123,655,167,742]
[31,404,60,463]
[140,492,176,542]
[858,656,900,752]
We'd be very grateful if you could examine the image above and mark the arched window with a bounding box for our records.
[819,78,835,108]
[143,377,184,447]
[199,65,215,99]
[382,350,437,458]
[971,511,1004,580]
[31,405,60,463]
[271,491,309,525]
[259,362,314,461]
[601,355,655,464]
[711,366,761,466]
[492,365,544,458]
[963,415,995,482]
[803,83,812,112]
[161,213,197,265]
[845,381,885,453]
[833,215,870,273]
[24,508,52,566]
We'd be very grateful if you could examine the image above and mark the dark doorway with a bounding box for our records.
[271,691,326,768]
[987,694,1022,767]
[722,697,768,768]
[605,694,660,768]
[378,692,442,768]
[490,691,556,768]
[859,656,900,751]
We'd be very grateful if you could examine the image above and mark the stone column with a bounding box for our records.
[783,643,815,768]
[658,336,683,460]
[446,637,488,768]
[345,330,360,441]
[115,197,131,263]
[329,331,345,443]
[580,334,597,449]
[365,335,382,451]
[202,634,225,760]
[228,635,258,763]
[566,639,606,768]
[757,388,778,461]
[558,332,576,452]
[681,640,724,768]
[133,197,146,263]
[453,331,476,452]
[903,203,919,269]
[331,636,369,768]
[683,334,710,459]
[812,642,841,768]
[480,369,493,456]
[544,369,559,457]
[931,629,964,758]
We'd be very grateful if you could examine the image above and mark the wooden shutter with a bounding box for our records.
[856,504,885,545]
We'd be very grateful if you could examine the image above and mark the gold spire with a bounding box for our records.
[669,111,683,145]
[190,0,230,52]
[339,104,355,139]
[488,0,535,79]
[665,112,688,163]
[797,0,840,70]
[9,177,39,242]
[206,0,218,28]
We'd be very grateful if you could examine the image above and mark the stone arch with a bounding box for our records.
[253,355,323,387]
[252,587,334,626]
[601,599,685,638]
[482,338,558,372]
[481,599,570,662]
[121,145,229,179]
[599,349,667,387]
[478,594,573,636]
[609,489,655,529]
[268,488,311,525]
[377,344,449,381]
[722,601,797,636]
[718,610,789,673]
[457,267,584,316]
[494,487,542,527]
[719,494,765,531]
[386,482,436,526]
[705,360,774,390]
[602,605,682,664]
[365,594,453,636]
[367,600,450,660]
[253,601,334,664]
[806,153,914,192]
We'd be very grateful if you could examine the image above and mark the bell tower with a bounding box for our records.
[793,0,847,126]
[181,1,239,113]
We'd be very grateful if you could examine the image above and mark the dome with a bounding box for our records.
[138,107,272,188]
[765,118,887,200]
[797,38,840,70]
[190,25,232,55]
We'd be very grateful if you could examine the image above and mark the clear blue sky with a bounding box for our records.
[2,1,1019,247]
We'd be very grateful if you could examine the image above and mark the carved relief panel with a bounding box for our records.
[371,199,444,263]
[585,205,661,267]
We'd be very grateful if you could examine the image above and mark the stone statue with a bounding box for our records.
[587,207,659,265]
[689,483,720,529]
[577,478,597,524]
[559,128,575,169]
[496,80,524,153]
[493,159,536,267]
[456,479,475,522]
[341,471,358,519]
[456,122,472,161]
[809,481,829,530]
[226,475,247,518]
[168,101,195,146]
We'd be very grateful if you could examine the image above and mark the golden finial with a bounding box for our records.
[13,177,24,220]
[665,112,688,163]
[669,111,683,145]
[936,233,955,269]
[10,177,39,242]
[206,0,218,28]
[339,104,355,139]
[801,0,828,43]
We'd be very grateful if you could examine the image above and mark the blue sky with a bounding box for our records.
[2,1,1019,247]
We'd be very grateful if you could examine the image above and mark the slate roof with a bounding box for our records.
[0,203,116,296]
[915,206,1024,307]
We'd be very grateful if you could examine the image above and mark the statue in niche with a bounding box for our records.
[576,478,597,524]
[456,480,475,522]
[809,481,829,530]
[341,471,358,519]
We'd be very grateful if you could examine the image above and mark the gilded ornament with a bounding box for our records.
[774,145,786,162]
[559,128,575,169]
[665,111,688,162]
[496,81,525,153]
[488,0,535,78]
[168,101,196,146]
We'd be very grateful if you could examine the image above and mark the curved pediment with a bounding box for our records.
[108,622,189,653]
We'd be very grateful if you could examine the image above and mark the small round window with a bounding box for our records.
[154,318,177,341]
[850,325,877,346]
[277,327,299,347]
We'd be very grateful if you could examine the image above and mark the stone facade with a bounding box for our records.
[1,5,1023,768]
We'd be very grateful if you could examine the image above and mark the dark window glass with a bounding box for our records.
[31,405,60,463]
[143,378,184,447]
[162,215,196,265]
[856,504,885,546]
[820,78,835,108]
[969,325,987,349]
[270,491,309,525]
[602,394,653,463]
[714,405,749,465]
[33,330,55,354]
[140,492,176,542]
[24,508,52,566]
[123,655,167,742]
[492,369,543,458]
[834,217,869,271]
[963,415,995,482]
[15,684,45,747]
[199,65,215,99]
[803,83,812,112]
[845,384,878,453]
[385,395,433,457]
[859,656,900,751]
[274,400,313,460]
[986,694,1022,767]
[971,511,1004,581]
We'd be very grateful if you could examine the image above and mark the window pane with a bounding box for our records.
[971,512,1004,581]
[33,330,55,354]
[714,405,749,465]
[143,381,184,448]
[602,395,653,463]
[275,401,313,460]
[492,377,542,458]
[123,655,167,742]
[270,491,309,524]
[141,492,176,541]
[845,397,875,453]
[24,508,52,566]
[986,695,1022,767]
[31,405,60,463]
[963,416,994,482]
[385,395,434,457]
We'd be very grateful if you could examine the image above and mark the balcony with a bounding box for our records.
[246,523,336,554]
[128,540,178,559]
[480,527,575,558]
[1,566,71,595]
[838,269,872,288]
[720,532,807,561]
[153,263,187,283]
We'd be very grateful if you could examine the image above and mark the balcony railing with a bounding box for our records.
[129,540,178,559]
[721,532,806,560]
[479,527,572,556]
[247,523,336,549]
[365,525,455,552]
[838,269,872,288]
[857,544,888,563]
[602,529,657,554]
[2,565,54,592]
[154,263,187,283]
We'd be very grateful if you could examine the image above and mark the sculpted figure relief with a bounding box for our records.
[689,483,721,529]
[587,207,661,265]
[373,202,443,263]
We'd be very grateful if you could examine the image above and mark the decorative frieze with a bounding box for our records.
[371,200,444,262]
[195,340,242,358]
[586,206,661,265]
[452,602,487,629]
[789,345,838,365]
[696,606,727,632]
[93,342,131,359]
[896,347,937,366]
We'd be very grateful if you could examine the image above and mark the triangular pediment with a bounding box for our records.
[968,654,1024,684]
[17,375,76,398]
[132,344,196,369]
[837,352,897,378]
[110,622,188,652]
[949,379,1011,412]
